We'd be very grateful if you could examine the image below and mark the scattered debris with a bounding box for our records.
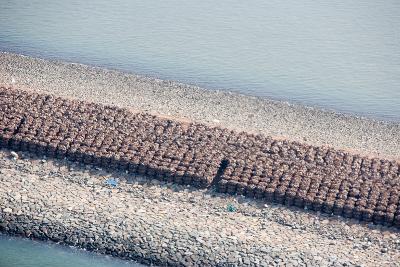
[227,203,237,212]
[105,178,118,187]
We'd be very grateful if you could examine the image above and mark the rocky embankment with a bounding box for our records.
[1,87,400,227]
[0,53,400,266]
[0,150,399,266]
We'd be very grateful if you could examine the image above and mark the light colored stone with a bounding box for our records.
[3,207,13,213]
[10,151,19,160]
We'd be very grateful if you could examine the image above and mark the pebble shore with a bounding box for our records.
[1,52,400,161]
[1,150,399,266]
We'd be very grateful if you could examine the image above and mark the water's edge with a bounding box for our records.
[0,234,144,267]
[1,0,399,121]
[1,52,400,160]
[3,51,399,124]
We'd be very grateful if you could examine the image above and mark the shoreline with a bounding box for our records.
[1,52,400,161]
[0,233,144,266]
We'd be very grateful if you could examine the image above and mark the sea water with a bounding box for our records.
[0,235,144,267]
[0,0,399,120]
[0,1,399,265]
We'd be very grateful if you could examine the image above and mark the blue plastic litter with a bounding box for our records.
[105,178,118,187]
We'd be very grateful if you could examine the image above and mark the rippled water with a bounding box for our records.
[0,235,144,267]
[0,0,399,120]
[0,1,399,265]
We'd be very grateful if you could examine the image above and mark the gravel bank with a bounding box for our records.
[1,52,399,161]
[1,150,399,266]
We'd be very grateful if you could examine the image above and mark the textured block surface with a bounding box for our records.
[1,87,400,227]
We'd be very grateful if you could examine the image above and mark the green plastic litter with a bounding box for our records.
[227,203,237,212]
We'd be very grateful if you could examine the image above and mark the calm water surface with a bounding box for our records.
[0,235,144,267]
[0,1,399,265]
[0,0,399,120]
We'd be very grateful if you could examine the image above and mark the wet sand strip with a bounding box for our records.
[1,86,400,227]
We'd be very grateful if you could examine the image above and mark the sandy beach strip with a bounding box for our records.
[1,52,399,161]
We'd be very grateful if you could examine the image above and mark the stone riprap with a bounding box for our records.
[1,150,398,266]
[1,86,400,227]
